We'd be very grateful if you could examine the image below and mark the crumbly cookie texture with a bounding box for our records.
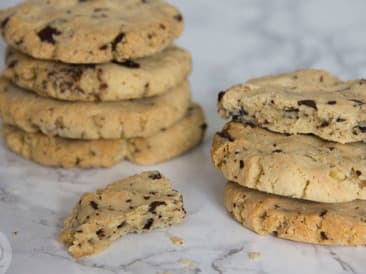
[59,171,186,258]
[225,182,366,246]
[0,78,191,140]
[4,46,192,101]
[0,0,184,63]
[218,69,366,144]
[212,122,366,203]
[3,104,206,168]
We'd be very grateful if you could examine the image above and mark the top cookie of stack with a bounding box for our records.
[0,0,207,168]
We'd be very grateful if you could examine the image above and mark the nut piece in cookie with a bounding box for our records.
[59,171,186,258]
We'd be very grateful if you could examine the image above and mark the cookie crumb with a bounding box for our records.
[170,236,183,246]
[12,231,18,236]
[248,252,261,261]
[179,258,194,269]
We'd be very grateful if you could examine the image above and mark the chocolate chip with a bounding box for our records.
[111,33,125,51]
[297,100,317,110]
[117,221,126,229]
[320,121,329,128]
[200,123,208,131]
[7,60,17,68]
[328,147,335,151]
[284,107,299,112]
[327,101,337,105]
[149,172,162,180]
[126,199,132,203]
[239,160,244,169]
[1,17,10,29]
[174,14,183,21]
[217,129,234,142]
[319,75,324,82]
[89,201,99,210]
[143,196,150,200]
[272,149,283,153]
[218,91,226,102]
[358,125,366,132]
[319,210,327,217]
[143,218,154,230]
[113,60,140,69]
[96,229,105,238]
[159,24,166,30]
[320,231,328,240]
[38,26,61,44]
[99,44,108,50]
[272,231,278,237]
[149,201,166,213]
[336,117,346,122]
[356,170,362,176]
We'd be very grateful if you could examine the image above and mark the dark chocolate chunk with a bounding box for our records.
[111,33,125,51]
[239,160,244,169]
[1,17,10,29]
[218,91,226,102]
[174,14,183,22]
[272,149,283,153]
[149,172,162,180]
[297,100,317,110]
[320,121,329,128]
[284,107,299,112]
[217,129,234,142]
[99,44,108,50]
[149,201,167,213]
[272,231,278,237]
[356,170,362,176]
[320,231,328,240]
[117,221,126,229]
[319,210,328,217]
[7,60,17,68]
[200,123,208,131]
[113,60,140,69]
[89,201,99,210]
[96,229,105,238]
[38,26,61,44]
[358,124,366,132]
[143,218,154,230]
[327,101,336,105]
[336,118,346,122]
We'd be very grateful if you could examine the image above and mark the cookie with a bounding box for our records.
[60,171,186,258]
[4,46,192,101]
[225,182,366,246]
[0,0,184,63]
[212,122,366,203]
[3,104,206,168]
[218,69,366,144]
[0,78,191,139]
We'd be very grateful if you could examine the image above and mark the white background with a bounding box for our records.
[1,1,366,273]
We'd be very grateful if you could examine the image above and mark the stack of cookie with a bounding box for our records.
[212,69,366,246]
[0,0,206,168]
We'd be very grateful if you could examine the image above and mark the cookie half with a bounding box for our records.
[3,104,206,168]
[60,171,186,258]
[0,78,191,139]
[218,69,366,144]
[212,122,366,203]
[225,182,366,246]
[0,0,184,63]
[4,46,191,101]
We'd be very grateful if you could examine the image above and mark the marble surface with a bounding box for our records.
[1,0,366,273]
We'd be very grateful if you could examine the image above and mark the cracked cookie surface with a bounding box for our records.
[59,171,186,258]
[0,0,184,63]
[3,104,206,168]
[212,122,366,203]
[4,46,191,101]
[225,182,366,245]
[218,69,366,144]
[0,78,191,139]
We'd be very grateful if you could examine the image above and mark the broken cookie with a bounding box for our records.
[59,171,186,258]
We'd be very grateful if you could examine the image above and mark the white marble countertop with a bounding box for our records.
[1,0,366,273]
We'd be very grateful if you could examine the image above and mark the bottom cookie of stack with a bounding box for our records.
[225,182,366,245]
[3,103,206,168]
